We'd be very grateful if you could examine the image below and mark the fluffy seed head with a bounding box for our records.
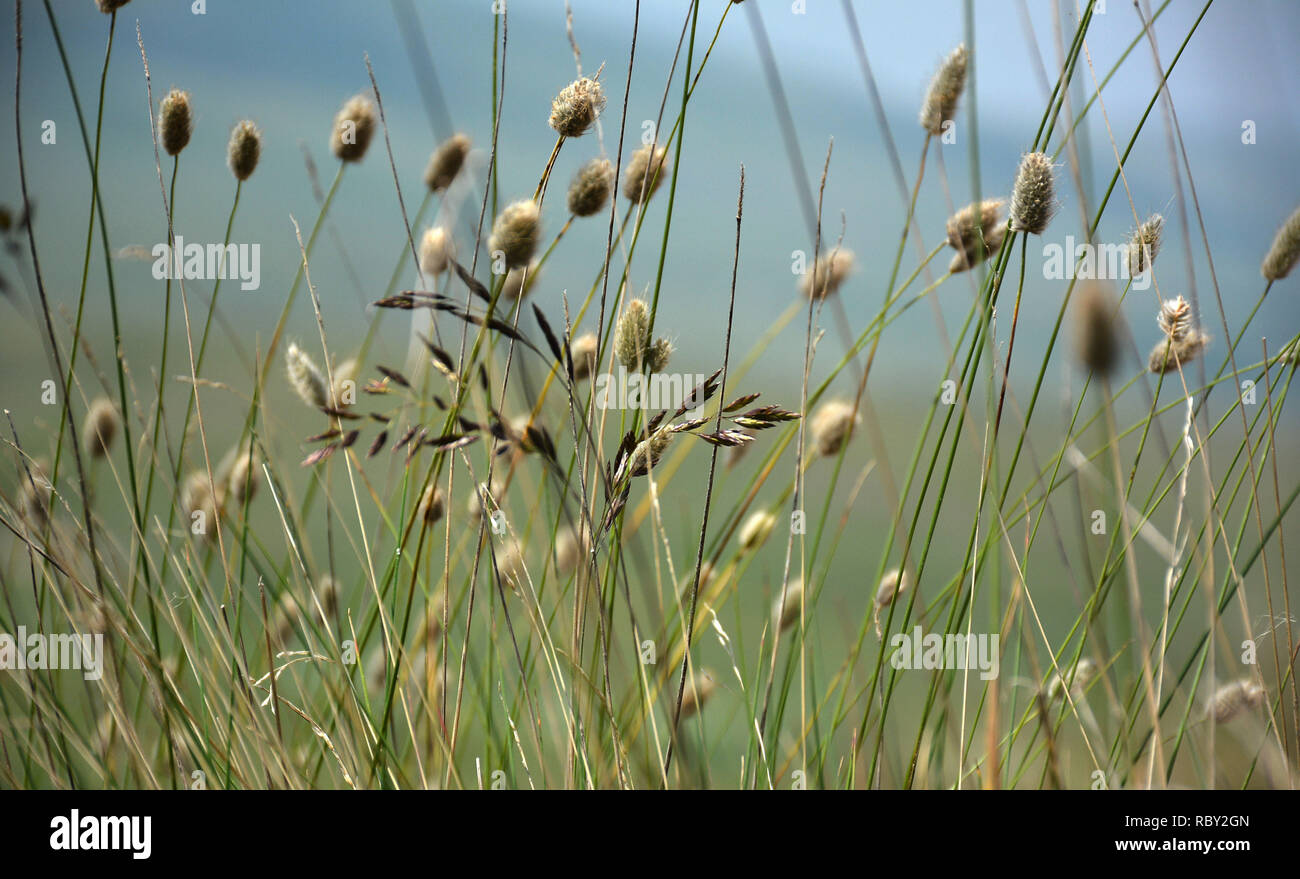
[418,484,445,524]
[946,199,1005,253]
[286,343,329,409]
[419,226,454,277]
[919,44,968,135]
[226,448,259,506]
[623,144,669,204]
[1157,295,1194,342]
[555,524,591,575]
[181,471,222,539]
[493,542,525,592]
[227,120,261,181]
[1046,658,1098,701]
[1262,205,1300,281]
[614,299,651,371]
[875,568,912,608]
[1207,679,1266,723]
[1073,282,1122,377]
[331,358,358,409]
[549,77,606,138]
[799,248,855,300]
[1128,213,1164,276]
[159,89,193,157]
[489,199,541,270]
[570,332,599,381]
[738,510,778,551]
[330,94,377,163]
[83,397,119,460]
[19,460,51,525]
[678,668,718,718]
[773,579,805,633]
[501,261,539,300]
[646,337,673,373]
[948,221,1008,273]
[1009,152,1057,235]
[567,157,615,217]
[627,428,673,478]
[424,133,471,192]
[810,399,860,457]
[97,0,131,12]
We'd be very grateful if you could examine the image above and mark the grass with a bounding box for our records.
[0,0,1297,790]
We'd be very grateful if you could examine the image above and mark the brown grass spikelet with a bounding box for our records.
[1073,282,1122,376]
[1128,213,1164,276]
[226,447,259,506]
[159,88,193,157]
[623,144,669,204]
[330,94,376,163]
[286,342,329,409]
[919,44,968,136]
[570,332,598,381]
[799,248,855,300]
[96,0,131,12]
[1009,152,1056,235]
[678,668,718,718]
[549,76,606,138]
[18,458,51,525]
[738,510,777,551]
[227,120,261,181]
[489,199,541,270]
[424,132,471,193]
[1261,205,1300,281]
[773,578,805,633]
[809,399,860,457]
[419,226,454,277]
[567,157,614,217]
[627,428,673,478]
[83,397,119,460]
[1207,679,1266,723]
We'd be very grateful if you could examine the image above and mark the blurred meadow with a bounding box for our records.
[1,0,1298,789]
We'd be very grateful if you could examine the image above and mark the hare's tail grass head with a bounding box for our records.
[83,397,120,460]
[549,76,607,138]
[419,226,454,278]
[568,157,615,217]
[489,200,541,270]
[227,120,262,181]
[159,88,193,157]
[424,133,471,193]
[1073,282,1122,378]
[1009,152,1057,235]
[286,342,329,409]
[799,248,855,300]
[1262,205,1300,281]
[623,144,670,204]
[330,93,377,163]
[1128,213,1164,276]
[809,399,860,457]
[919,43,968,136]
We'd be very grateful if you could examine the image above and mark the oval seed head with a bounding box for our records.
[555,523,591,575]
[1261,205,1300,281]
[773,578,805,633]
[549,76,607,138]
[227,120,262,181]
[493,542,525,592]
[948,221,1008,273]
[1046,657,1098,701]
[159,88,193,157]
[424,133,471,193]
[799,248,855,300]
[19,459,51,525]
[1009,152,1057,235]
[419,226,454,277]
[567,156,615,217]
[1148,330,1209,374]
[418,484,445,524]
[489,199,541,270]
[810,399,860,457]
[1128,213,1164,277]
[571,332,599,381]
[614,299,652,371]
[875,568,911,608]
[286,342,329,409]
[623,144,669,204]
[1073,282,1122,377]
[646,337,673,373]
[83,397,119,460]
[226,448,259,506]
[501,261,539,301]
[1208,679,1266,723]
[946,199,1004,253]
[97,0,132,12]
[330,357,358,409]
[738,510,778,551]
[919,44,968,136]
[627,428,673,478]
[678,668,718,718]
[1157,295,1194,342]
[181,470,222,540]
[330,94,377,163]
